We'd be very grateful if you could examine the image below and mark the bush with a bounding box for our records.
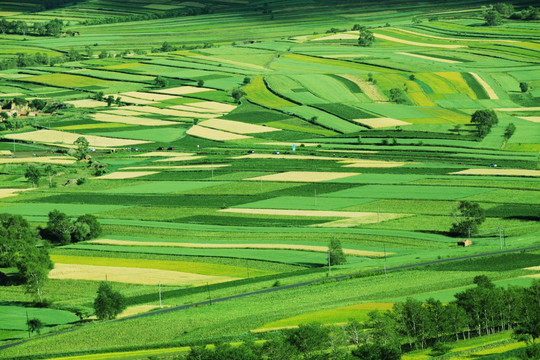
[94,282,126,320]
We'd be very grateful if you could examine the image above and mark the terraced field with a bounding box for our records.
[0,0,539,359]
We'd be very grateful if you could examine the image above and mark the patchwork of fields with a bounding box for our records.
[0,0,539,359]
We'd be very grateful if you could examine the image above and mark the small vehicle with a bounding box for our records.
[273,151,280,155]
[167,147,175,151]
[248,150,255,154]
[489,163,498,167]
[130,148,138,152]
[157,147,164,150]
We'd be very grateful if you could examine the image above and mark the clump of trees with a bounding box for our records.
[357,26,375,47]
[484,3,538,25]
[449,201,485,237]
[470,109,498,138]
[329,239,346,266]
[94,282,126,320]
[40,210,102,245]
[0,18,63,37]
[0,214,53,302]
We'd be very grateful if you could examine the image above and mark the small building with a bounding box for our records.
[457,239,472,247]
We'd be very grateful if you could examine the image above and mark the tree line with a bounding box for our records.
[0,18,63,37]
[176,276,539,360]
[80,6,214,26]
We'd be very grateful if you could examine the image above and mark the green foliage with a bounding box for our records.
[449,201,485,237]
[285,322,330,358]
[470,109,498,138]
[389,88,406,104]
[24,165,41,188]
[519,82,529,93]
[351,343,401,360]
[329,239,346,266]
[74,136,89,161]
[94,282,126,320]
[27,318,43,335]
[154,76,167,88]
[504,123,516,140]
[358,27,375,47]
[484,9,503,26]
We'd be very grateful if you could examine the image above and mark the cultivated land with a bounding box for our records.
[0,0,539,359]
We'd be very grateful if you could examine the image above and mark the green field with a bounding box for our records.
[0,0,539,359]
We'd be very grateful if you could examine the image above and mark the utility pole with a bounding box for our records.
[328,250,331,277]
[498,226,502,250]
[159,281,162,308]
[384,244,387,279]
[314,188,317,206]
[26,311,30,338]
[207,283,212,305]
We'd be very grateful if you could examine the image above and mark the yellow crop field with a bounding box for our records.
[245,171,359,182]
[0,188,34,199]
[0,156,76,165]
[354,118,412,128]
[314,213,412,227]
[244,75,295,108]
[416,73,456,94]
[26,74,108,87]
[395,52,460,64]
[374,33,465,48]
[65,99,108,108]
[187,125,252,141]
[4,130,151,147]
[48,263,239,286]
[155,86,215,95]
[120,164,230,170]
[187,101,237,113]
[451,169,540,176]
[233,154,344,160]
[50,255,269,277]
[340,159,406,168]
[436,72,477,99]
[120,91,179,101]
[56,123,128,131]
[91,113,178,126]
[96,171,158,179]
[200,119,280,134]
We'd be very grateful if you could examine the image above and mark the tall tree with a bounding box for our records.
[74,136,89,160]
[45,209,73,245]
[25,165,41,188]
[94,281,126,320]
[329,238,346,265]
[449,201,485,237]
[358,27,375,47]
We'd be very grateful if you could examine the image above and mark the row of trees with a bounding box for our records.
[80,6,214,26]
[178,277,538,359]
[0,18,63,37]
[485,4,539,25]
[40,210,102,245]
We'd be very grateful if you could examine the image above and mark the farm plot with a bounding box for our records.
[101,181,229,194]
[354,118,411,128]
[323,185,494,201]
[451,169,540,177]
[0,156,76,165]
[199,119,280,134]
[88,239,386,257]
[20,73,110,88]
[2,203,124,217]
[233,196,369,211]
[49,263,239,286]
[122,105,201,118]
[90,113,179,126]
[245,171,359,182]
[186,125,252,141]
[154,86,215,95]
[243,75,296,108]
[65,99,107,108]
[0,188,34,199]
[120,91,179,102]
[232,154,345,161]
[0,305,78,333]
[256,302,394,331]
[120,164,231,170]
[96,171,159,180]
[3,130,151,147]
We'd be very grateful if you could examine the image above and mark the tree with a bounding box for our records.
[27,318,43,335]
[154,76,167,88]
[389,88,406,104]
[470,109,498,138]
[71,221,90,243]
[285,322,330,359]
[16,241,53,302]
[520,82,529,93]
[504,123,516,140]
[484,9,503,26]
[351,343,401,360]
[160,41,174,52]
[358,27,375,47]
[25,165,41,188]
[449,201,485,237]
[44,165,58,188]
[493,3,514,17]
[45,209,73,245]
[514,280,540,343]
[231,88,245,103]
[329,238,346,265]
[73,214,101,241]
[94,281,126,320]
[74,136,89,160]
[106,95,114,107]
